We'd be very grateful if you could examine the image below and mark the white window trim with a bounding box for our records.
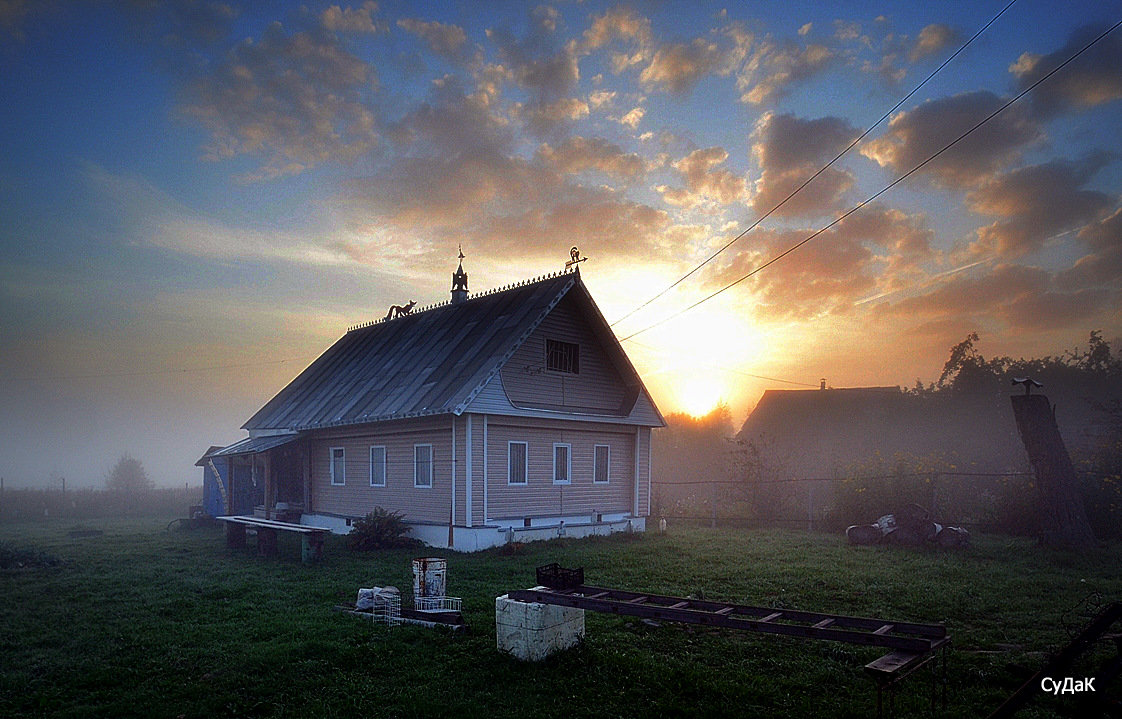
[594,444,610,484]
[508,441,528,486]
[553,443,572,485]
[330,446,345,486]
[369,445,386,487]
[414,444,433,488]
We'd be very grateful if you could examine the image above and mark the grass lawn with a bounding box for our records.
[1,517,1120,718]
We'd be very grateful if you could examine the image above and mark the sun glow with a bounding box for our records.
[677,375,726,417]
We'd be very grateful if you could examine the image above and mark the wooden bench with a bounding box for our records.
[216,516,332,563]
[864,638,950,718]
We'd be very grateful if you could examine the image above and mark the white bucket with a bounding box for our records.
[412,557,447,599]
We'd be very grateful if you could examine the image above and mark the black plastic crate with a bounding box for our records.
[536,563,584,590]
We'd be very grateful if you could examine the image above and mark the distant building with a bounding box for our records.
[738,385,1024,479]
[197,258,664,550]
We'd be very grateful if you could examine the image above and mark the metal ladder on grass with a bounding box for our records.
[507,584,948,653]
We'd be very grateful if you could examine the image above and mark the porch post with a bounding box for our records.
[302,443,312,513]
[262,452,272,520]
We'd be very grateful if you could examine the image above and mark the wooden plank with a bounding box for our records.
[216,515,331,533]
[813,618,835,629]
[873,624,895,635]
[761,612,784,623]
[865,650,924,677]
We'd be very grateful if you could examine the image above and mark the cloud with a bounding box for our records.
[861,90,1041,186]
[322,2,381,34]
[535,136,645,180]
[640,38,724,94]
[967,155,1115,258]
[580,5,651,54]
[617,106,644,128]
[181,19,378,179]
[84,164,352,268]
[750,112,857,217]
[397,17,468,58]
[1002,287,1114,331]
[1011,23,1122,117]
[487,14,581,131]
[738,39,835,105]
[1057,207,1122,289]
[488,28,578,98]
[874,262,1115,332]
[517,97,590,131]
[701,202,935,320]
[588,89,616,108]
[334,80,670,266]
[657,147,745,209]
[909,23,958,62]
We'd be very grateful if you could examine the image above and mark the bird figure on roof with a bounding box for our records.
[565,246,588,270]
[1012,377,1043,396]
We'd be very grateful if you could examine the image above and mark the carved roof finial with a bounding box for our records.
[451,246,469,303]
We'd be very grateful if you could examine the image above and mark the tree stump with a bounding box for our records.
[1009,394,1095,549]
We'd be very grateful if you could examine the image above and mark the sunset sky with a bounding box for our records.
[1,0,1120,487]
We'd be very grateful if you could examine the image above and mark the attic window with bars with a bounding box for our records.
[545,339,580,374]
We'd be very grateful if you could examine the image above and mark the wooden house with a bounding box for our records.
[197,259,664,550]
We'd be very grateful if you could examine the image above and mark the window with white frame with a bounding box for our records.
[369,446,386,487]
[330,447,345,486]
[508,441,528,485]
[414,444,433,488]
[553,443,571,484]
[594,444,610,484]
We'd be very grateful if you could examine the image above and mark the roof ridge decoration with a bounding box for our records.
[345,267,578,333]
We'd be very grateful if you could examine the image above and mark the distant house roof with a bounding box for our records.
[243,268,661,432]
[739,386,1023,477]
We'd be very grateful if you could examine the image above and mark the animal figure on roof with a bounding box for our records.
[565,246,588,270]
[385,300,416,320]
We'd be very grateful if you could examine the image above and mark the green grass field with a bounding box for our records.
[2,518,1119,718]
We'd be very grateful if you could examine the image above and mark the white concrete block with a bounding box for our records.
[496,590,585,662]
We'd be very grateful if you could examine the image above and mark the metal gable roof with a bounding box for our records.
[242,270,583,432]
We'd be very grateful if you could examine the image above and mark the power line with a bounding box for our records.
[0,355,318,383]
[609,0,1019,329]
[626,339,818,387]
[618,18,1122,344]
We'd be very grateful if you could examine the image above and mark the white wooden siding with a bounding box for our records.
[308,416,452,523]
[486,417,635,519]
[307,413,651,524]
[499,293,629,414]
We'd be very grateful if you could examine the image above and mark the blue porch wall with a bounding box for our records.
[201,457,264,516]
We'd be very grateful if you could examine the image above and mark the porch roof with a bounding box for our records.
[194,433,300,465]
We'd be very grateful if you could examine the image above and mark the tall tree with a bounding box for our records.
[106,454,153,494]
